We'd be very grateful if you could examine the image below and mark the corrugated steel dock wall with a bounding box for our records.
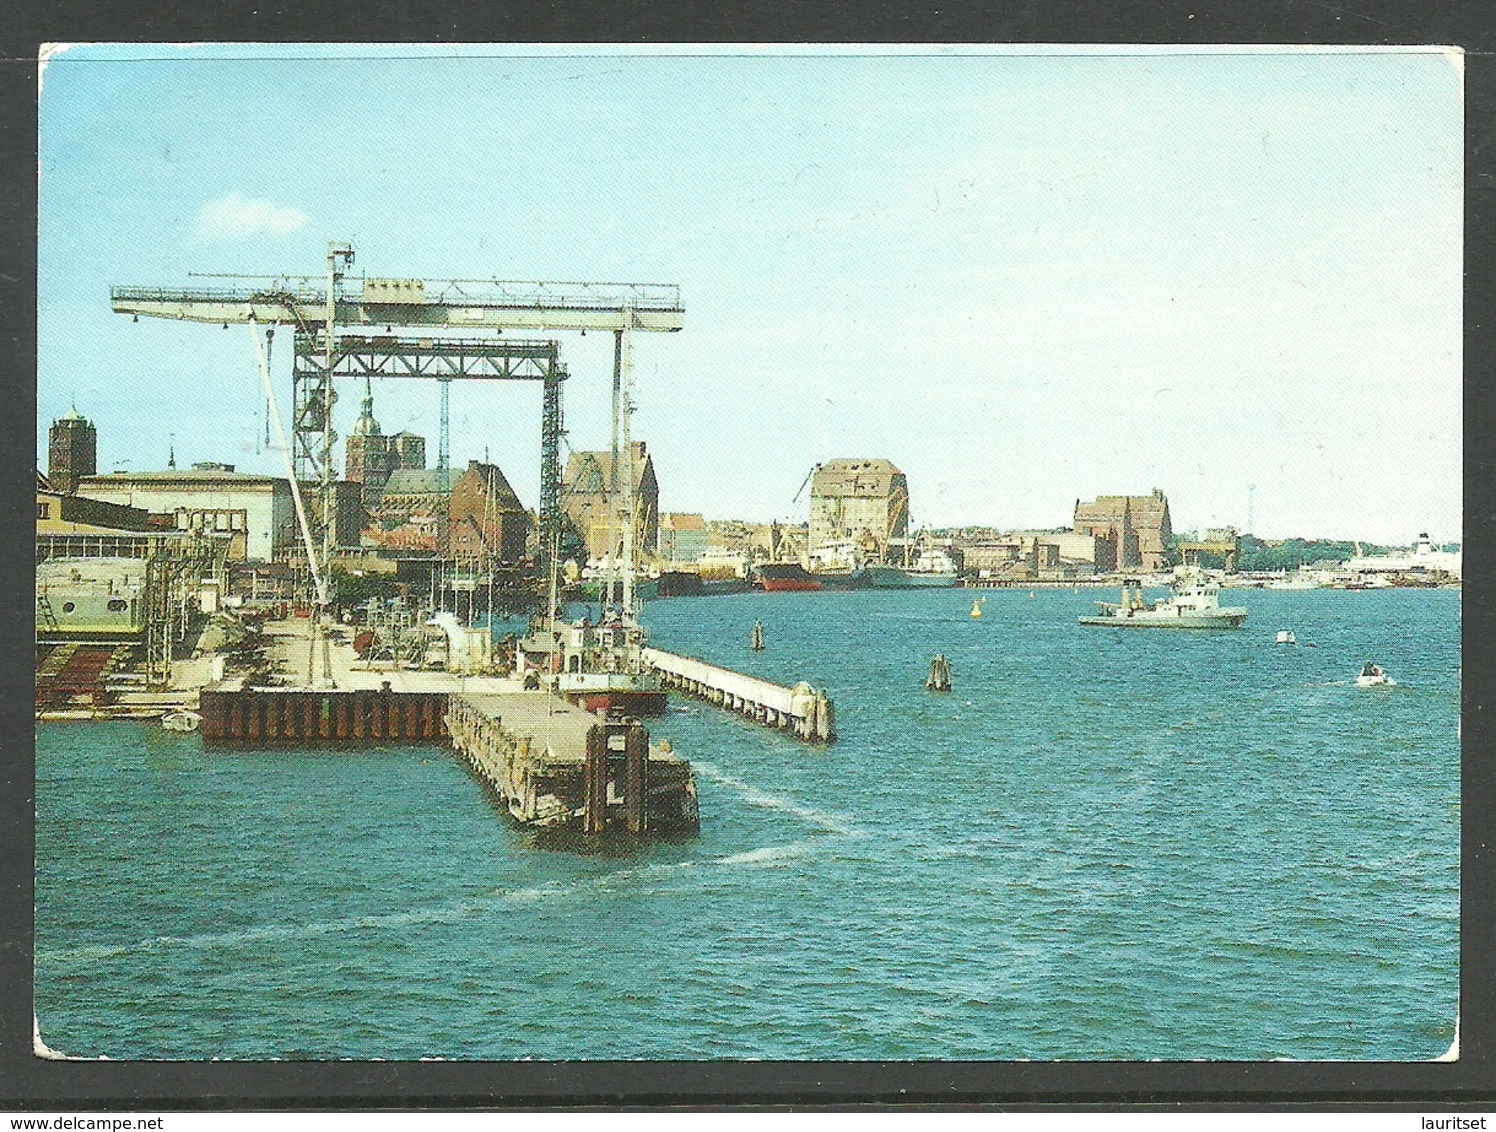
[199,688,448,743]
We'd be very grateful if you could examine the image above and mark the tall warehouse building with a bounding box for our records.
[807,458,909,556]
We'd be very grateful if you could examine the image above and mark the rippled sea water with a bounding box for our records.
[35,587,1459,1060]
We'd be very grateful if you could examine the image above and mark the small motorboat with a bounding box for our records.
[1354,663,1396,688]
[1275,630,1296,645]
[161,710,202,732]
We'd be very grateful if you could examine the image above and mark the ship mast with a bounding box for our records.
[605,329,623,612]
[619,309,637,618]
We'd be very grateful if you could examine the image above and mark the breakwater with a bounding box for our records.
[642,646,835,742]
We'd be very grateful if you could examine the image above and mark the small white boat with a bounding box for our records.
[161,710,202,732]
[1354,663,1396,688]
[1275,630,1296,645]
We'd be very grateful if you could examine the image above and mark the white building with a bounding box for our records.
[79,466,296,562]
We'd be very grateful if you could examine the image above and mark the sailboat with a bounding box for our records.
[555,320,667,717]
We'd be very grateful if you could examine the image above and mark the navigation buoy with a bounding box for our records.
[925,654,952,692]
[970,598,985,619]
[750,620,765,651]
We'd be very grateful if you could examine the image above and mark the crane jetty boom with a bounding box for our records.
[111,277,685,332]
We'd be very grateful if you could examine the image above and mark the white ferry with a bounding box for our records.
[1079,570,1247,630]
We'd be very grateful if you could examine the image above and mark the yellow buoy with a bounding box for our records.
[970,597,985,619]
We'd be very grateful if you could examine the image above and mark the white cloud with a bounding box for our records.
[189,191,308,243]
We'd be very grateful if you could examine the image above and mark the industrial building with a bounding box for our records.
[79,465,298,562]
[959,531,1109,580]
[1073,489,1175,572]
[37,476,149,534]
[36,474,157,563]
[562,442,660,566]
[807,458,909,558]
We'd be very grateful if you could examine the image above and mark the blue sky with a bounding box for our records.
[38,45,1462,544]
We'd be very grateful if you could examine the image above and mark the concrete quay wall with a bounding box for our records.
[642,647,835,743]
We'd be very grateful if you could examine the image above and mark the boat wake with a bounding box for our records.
[690,760,859,836]
[39,763,860,969]
[718,843,810,867]
[40,837,829,969]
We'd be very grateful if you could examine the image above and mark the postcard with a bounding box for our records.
[32,44,1462,1074]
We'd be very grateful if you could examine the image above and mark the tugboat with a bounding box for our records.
[1078,570,1247,629]
[555,610,667,715]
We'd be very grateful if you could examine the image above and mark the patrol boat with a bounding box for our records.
[1079,570,1247,630]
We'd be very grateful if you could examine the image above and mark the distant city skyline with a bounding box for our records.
[38,45,1462,545]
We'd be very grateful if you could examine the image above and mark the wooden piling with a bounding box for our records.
[624,722,649,835]
[583,723,608,835]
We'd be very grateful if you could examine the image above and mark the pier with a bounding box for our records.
[642,647,835,743]
[445,692,698,834]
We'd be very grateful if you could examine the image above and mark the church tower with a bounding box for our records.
[344,378,397,506]
[48,405,97,494]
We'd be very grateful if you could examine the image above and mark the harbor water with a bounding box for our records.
[35,587,1460,1060]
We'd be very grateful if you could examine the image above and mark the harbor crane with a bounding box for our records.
[113,241,683,683]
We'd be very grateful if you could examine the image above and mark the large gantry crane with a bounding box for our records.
[112,241,683,683]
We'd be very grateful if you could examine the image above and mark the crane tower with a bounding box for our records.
[112,243,684,590]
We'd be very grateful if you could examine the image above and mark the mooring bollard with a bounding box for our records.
[925,654,952,692]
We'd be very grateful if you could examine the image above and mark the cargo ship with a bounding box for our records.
[655,570,754,597]
[866,540,959,588]
[751,562,822,592]
[807,540,871,589]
